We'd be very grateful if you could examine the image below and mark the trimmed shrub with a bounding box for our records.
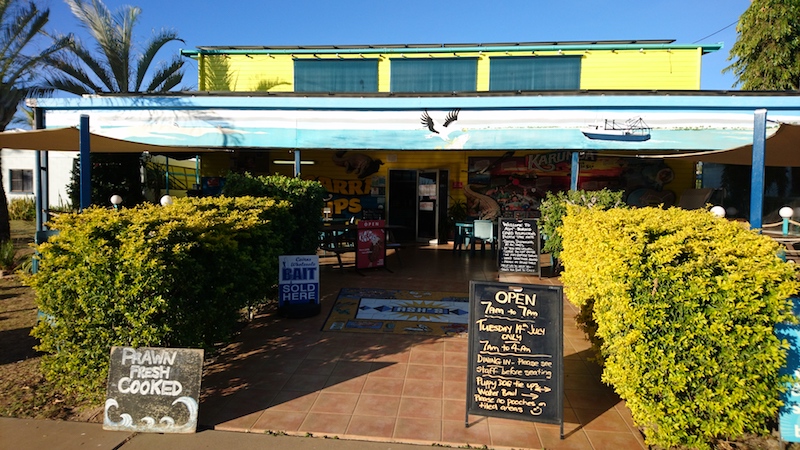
[8,197,36,221]
[560,206,800,449]
[223,172,326,254]
[26,196,292,400]
[539,189,625,260]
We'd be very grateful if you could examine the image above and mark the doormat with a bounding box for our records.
[322,288,469,335]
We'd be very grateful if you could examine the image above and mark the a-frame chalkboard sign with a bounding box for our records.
[466,281,564,437]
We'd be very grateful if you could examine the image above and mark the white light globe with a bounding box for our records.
[110,194,122,206]
[160,195,174,206]
[710,206,726,218]
[779,206,794,219]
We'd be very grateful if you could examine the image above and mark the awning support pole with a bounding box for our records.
[294,150,301,177]
[165,157,170,194]
[570,151,580,191]
[749,109,767,229]
[33,108,44,233]
[79,115,91,211]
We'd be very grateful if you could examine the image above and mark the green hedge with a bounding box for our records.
[26,196,292,399]
[560,206,800,449]
[222,172,326,254]
[539,189,625,260]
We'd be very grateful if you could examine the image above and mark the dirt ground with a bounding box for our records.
[0,220,101,422]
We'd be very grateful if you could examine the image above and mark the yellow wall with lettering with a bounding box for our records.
[210,150,695,216]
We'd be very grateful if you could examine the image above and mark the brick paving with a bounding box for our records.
[197,244,646,450]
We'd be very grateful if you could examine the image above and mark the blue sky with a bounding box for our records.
[43,0,752,91]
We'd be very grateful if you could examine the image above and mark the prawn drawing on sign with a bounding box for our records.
[421,109,470,149]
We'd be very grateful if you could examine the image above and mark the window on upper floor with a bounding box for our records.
[391,58,478,93]
[10,169,32,193]
[294,59,379,92]
[489,56,581,91]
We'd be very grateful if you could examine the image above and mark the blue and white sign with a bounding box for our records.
[777,297,800,442]
[278,255,320,308]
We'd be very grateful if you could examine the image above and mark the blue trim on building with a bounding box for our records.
[32,93,800,114]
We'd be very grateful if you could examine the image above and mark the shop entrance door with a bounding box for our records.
[387,169,448,243]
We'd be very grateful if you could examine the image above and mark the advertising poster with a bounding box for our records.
[357,220,386,269]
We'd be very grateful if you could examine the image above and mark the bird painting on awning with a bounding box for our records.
[421,109,461,141]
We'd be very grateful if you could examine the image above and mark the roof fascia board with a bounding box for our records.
[180,43,723,57]
[31,93,800,113]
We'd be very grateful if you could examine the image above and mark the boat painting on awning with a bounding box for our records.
[581,117,651,142]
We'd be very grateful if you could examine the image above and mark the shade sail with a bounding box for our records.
[677,123,800,167]
[0,127,211,154]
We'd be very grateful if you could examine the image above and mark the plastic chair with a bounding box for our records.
[471,220,496,255]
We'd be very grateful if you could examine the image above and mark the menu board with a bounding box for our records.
[466,281,563,430]
[498,219,540,274]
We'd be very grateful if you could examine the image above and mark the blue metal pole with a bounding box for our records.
[79,115,91,211]
[294,150,301,177]
[34,150,41,228]
[165,157,170,194]
[570,152,579,191]
[33,108,44,233]
[749,109,767,229]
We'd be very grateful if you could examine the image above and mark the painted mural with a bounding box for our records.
[331,151,383,178]
[42,100,787,152]
[309,175,385,218]
[466,151,678,218]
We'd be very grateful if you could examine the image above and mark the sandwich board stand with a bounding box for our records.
[278,255,321,318]
[466,281,564,438]
[356,219,388,272]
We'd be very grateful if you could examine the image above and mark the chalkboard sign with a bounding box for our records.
[498,219,540,274]
[104,346,204,433]
[466,281,563,433]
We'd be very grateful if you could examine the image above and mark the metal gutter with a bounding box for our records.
[180,43,723,57]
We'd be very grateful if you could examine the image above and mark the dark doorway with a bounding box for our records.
[388,170,417,243]
[388,169,449,243]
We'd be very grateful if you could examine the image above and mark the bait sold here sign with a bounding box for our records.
[278,255,321,318]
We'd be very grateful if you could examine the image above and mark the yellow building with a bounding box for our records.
[183,40,715,92]
[177,40,721,242]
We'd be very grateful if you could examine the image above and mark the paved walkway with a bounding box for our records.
[196,244,646,450]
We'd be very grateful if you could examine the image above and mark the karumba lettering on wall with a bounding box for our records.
[466,281,563,435]
[309,176,375,216]
[104,346,203,433]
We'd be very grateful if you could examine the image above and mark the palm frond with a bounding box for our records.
[144,57,184,92]
[135,30,183,91]
[42,51,106,94]
[0,1,44,80]
[52,0,185,94]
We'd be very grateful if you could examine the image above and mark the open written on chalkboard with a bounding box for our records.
[498,219,540,275]
[466,281,564,435]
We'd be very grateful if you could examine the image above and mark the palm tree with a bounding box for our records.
[43,0,186,208]
[44,0,185,94]
[0,0,71,241]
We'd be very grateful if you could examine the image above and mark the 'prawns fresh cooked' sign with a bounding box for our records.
[104,346,203,433]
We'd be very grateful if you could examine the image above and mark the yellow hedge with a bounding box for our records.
[560,206,799,449]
